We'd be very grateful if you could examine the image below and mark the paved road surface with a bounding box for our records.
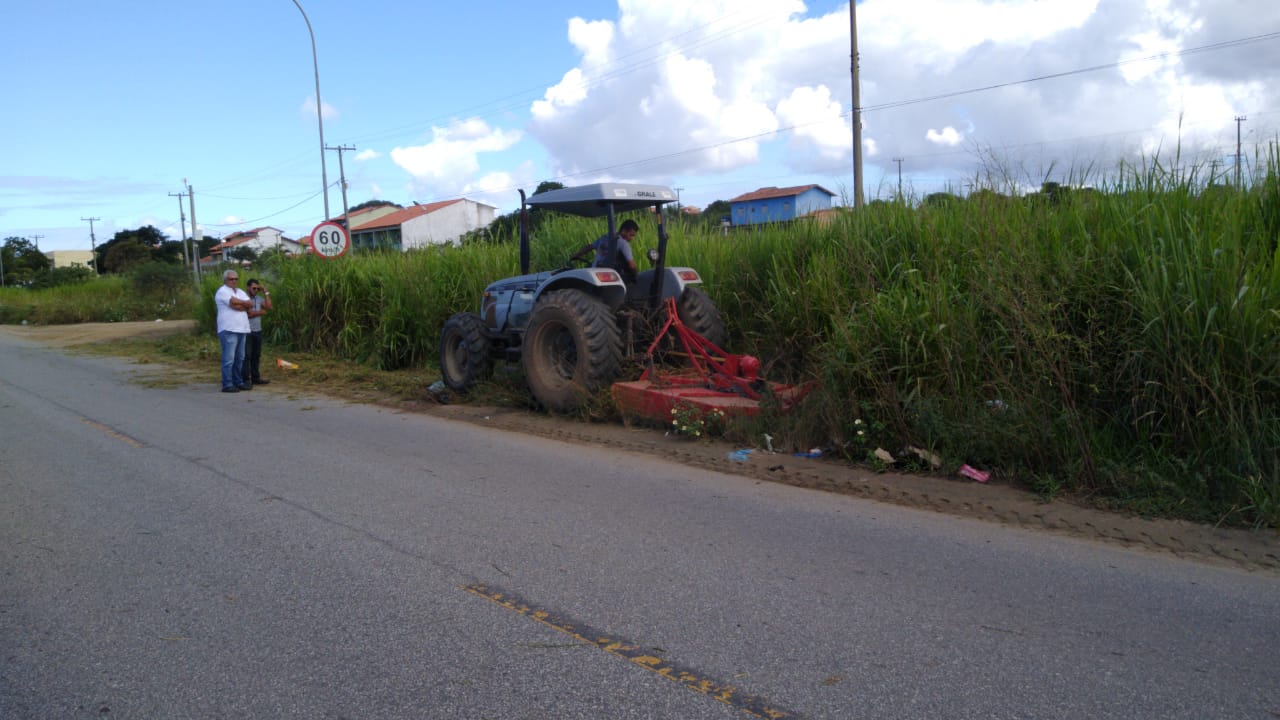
[1,334,1278,719]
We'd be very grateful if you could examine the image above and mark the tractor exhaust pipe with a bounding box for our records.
[518,189,529,275]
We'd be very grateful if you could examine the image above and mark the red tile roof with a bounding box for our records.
[210,236,252,251]
[351,199,463,231]
[728,184,835,203]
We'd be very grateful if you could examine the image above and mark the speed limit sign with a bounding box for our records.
[310,221,350,259]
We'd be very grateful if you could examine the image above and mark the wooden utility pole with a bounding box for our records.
[850,1,864,208]
[187,182,201,284]
[169,190,190,267]
[81,217,100,274]
[326,144,357,226]
[1235,115,1247,188]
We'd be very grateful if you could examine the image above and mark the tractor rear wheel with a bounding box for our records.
[439,312,493,392]
[676,286,728,350]
[522,289,622,412]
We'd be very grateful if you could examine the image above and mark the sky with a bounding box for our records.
[3,0,1277,252]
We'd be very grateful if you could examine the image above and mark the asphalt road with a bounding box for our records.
[2,334,1278,720]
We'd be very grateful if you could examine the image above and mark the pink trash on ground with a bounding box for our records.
[959,464,990,483]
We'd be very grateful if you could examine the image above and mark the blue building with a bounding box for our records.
[728,184,836,226]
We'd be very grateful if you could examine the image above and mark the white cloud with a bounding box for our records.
[390,118,523,198]
[300,96,337,121]
[523,0,1278,198]
[355,149,381,161]
[527,0,812,179]
[776,85,850,160]
[926,127,964,147]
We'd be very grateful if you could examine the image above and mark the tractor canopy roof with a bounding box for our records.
[526,183,677,217]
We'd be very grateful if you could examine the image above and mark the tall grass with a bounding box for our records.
[684,147,1278,526]
[0,271,195,324]
[7,147,1278,527]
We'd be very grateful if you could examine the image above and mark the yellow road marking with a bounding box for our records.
[81,418,148,448]
[462,582,795,719]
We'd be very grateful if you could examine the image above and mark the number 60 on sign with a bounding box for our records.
[310,221,350,259]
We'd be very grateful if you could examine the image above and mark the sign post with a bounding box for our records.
[310,221,350,259]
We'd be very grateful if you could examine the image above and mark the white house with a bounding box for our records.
[209,227,303,260]
[348,199,497,251]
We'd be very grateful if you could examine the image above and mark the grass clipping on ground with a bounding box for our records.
[81,331,450,407]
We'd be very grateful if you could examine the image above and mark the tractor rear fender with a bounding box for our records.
[634,266,703,303]
[532,271,628,312]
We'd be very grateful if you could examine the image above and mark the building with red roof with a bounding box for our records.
[727,184,836,226]
[342,198,497,251]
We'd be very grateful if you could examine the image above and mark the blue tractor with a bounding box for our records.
[439,182,726,412]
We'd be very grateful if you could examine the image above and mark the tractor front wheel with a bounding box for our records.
[439,312,493,393]
[522,289,622,412]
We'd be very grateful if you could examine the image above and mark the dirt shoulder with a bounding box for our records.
[5,320,1277,573]
[0,319,198,346]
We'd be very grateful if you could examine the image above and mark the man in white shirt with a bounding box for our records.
[214,269,253,393]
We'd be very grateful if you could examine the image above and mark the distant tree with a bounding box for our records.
[196,235,220,260]
[347,199,403,214]
[152,239,188,264]
[228,246,259,263]
[28,265,94,289]
[95,225,171,273]
[1039,181,1068,204]
[1,237,53,285]
[102,239,154,274]
[256,246,291,266]
[463,180,567,245]
[923,192,960,208]
[968,188,1009,206]
[700,200,731,227]
[129,261,190,297]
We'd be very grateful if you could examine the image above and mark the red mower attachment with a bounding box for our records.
[611,298,813,424]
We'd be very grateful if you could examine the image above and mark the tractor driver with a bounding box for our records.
[571,218,639,283]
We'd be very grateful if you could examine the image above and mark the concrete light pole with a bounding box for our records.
[850,1,864,209]
[292,0,330,220]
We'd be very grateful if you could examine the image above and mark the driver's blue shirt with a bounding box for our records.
[590,233,633,268]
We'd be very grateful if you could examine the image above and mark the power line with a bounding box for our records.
[169,26,1280,232]
[204,184,335,227]
[344,9,778,148]
[863,31,1280,114]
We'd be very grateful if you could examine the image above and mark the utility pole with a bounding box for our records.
[1234,115,1247,188]
[81,217,101,275]
[169,190,190,267]
[187,182,201,285]
[325,144,356,226]
[31,234,44,252]
[849,1,864,209]
[893,158,904,201]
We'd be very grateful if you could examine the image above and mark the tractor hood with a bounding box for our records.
[525,183,677,217]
